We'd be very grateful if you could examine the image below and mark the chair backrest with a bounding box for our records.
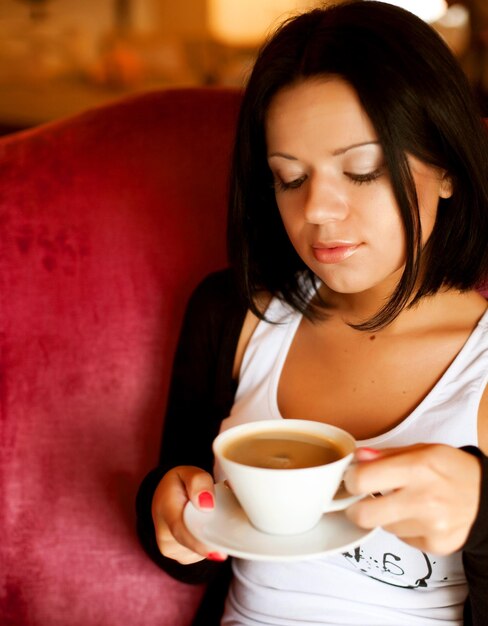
[0,87,241,626]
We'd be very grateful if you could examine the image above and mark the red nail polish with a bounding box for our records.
[198,491,214,509]
[356,447,381,461]
[207,552,226,561]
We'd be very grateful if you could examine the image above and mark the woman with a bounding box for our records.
[137,2,488,624]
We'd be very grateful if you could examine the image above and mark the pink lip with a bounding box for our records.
[311,242,361,264]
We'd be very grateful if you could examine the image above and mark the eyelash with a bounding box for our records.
[274,176,306,192]
[346,168,383,185]
[274,168,383,192]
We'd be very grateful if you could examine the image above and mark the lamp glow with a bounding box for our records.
[208,0,316,47]
[373,0,448,23]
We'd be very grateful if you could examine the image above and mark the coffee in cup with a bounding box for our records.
[221,430,344,469]
[213,419,361,535]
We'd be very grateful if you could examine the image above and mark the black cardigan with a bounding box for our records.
[136,269,488,625]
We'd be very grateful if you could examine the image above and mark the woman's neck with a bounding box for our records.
[318,283,485,336]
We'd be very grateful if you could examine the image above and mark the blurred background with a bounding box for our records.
[0,0,486,135]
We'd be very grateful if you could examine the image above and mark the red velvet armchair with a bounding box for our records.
[0,88,241,626]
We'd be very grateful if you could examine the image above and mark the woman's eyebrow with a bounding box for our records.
[268,152,297,160]
[268,141,380,160]
[333,140,380,155]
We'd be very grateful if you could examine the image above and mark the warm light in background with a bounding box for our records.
[208,0,320,46]
[0,0,485,130]
[208,0,452,47]
[206,0,470,88]
[374,0,448,23]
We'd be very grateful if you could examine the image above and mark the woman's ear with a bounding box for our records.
[439,172,453,199]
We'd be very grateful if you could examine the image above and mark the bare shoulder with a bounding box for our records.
[440,289,487,329]
[478,388,488,455]
[467,291,488,454]
[232,291,273,380]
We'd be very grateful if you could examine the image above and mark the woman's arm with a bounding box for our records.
[462,446,488,626]
[345,382,488,626]
[135,269,247,584]
[462,384,488,625]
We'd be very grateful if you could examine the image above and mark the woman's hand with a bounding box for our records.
[151,465,227,564]
[344,444,482,555]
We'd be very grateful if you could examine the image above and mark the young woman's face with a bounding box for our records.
[265,78,450,297]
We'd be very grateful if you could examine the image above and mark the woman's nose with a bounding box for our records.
[303,177,349,224]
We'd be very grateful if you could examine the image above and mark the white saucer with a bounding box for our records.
[183,483,378,562]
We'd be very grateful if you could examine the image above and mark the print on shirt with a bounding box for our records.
[342,540,435,589]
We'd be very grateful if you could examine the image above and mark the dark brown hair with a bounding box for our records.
[227,1,488,330]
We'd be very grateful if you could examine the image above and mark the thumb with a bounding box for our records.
[178,467,217,512]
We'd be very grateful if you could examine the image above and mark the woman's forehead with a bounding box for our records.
[265,78,378,155]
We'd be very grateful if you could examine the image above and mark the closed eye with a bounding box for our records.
[273,175,307,192]
[345,168,383,185]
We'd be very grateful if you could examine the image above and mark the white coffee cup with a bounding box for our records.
[213,419,361,535]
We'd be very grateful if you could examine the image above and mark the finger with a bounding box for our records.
[155,469,226,560]
[177,466,217,511]
[346,488,431,530]
[354,447,384,462]
[159,537,207,565]
[171,468,228,559]
[346,483,465,538]
[387,531,469,555]
[345,444,431,495]
[159,533,227,564]
[354,444,426,462]
[376,524,469,555]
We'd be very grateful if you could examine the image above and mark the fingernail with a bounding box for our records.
[198,491,214,509]
[356,447,381,461]
[207,552,227,561]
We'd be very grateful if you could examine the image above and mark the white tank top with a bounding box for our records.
[219,297,488,626]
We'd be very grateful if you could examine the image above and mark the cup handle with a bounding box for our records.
[324,482,365,512]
